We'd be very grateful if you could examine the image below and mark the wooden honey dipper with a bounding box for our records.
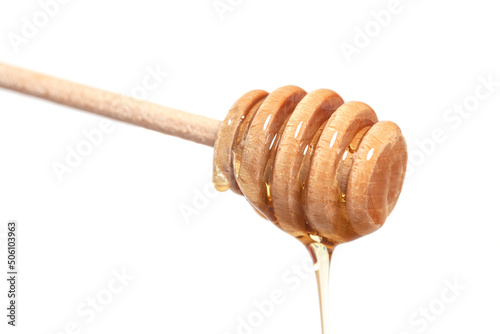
[0,62,408,333]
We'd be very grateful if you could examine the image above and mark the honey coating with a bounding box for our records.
[213,86,408,334]
[213,85,408,248]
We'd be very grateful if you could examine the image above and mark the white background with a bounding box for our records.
[1,0,499,333]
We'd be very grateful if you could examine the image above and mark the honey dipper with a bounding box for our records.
[0,62,408,334]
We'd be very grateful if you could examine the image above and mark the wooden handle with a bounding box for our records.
[0,62,221,146]
[213,86,408,246]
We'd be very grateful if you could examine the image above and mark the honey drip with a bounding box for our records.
[307,240,334,334]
